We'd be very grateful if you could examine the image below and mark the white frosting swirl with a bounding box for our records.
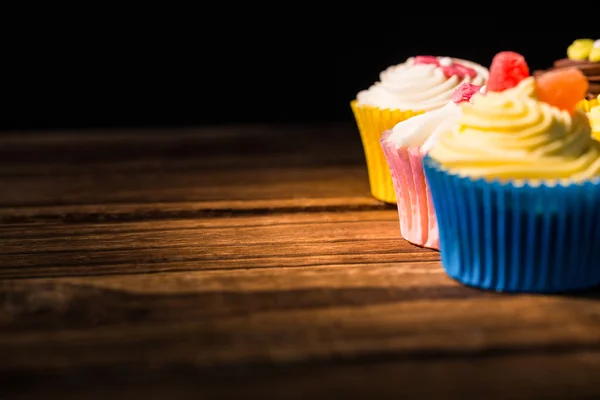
[384,101,463,154]
[356,57,489,112]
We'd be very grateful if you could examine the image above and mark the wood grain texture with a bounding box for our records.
[0,211,437,279]
[0,124,380,216]
[2,124,600,399]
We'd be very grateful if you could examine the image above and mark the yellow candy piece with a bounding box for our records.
[590,47,600,63]
[567,38,594,60]
[589,96,600,140]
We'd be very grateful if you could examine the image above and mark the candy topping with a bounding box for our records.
[568,39,594,60]
[591,46,600,63]
[413,56,477,80]
[535,68,589,114]
[567,39,600,62]
[451,83,483,104]
[487,51,530,92]
[414,55,439,65]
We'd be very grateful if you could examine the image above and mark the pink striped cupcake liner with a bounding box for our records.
[380,130,439,250]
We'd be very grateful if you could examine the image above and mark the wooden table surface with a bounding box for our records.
[3,123,600,399]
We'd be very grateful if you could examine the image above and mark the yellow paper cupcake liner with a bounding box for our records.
[577,97,600,140]
[350,100,423,203]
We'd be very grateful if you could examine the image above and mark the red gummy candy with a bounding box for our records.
[487,51,530,92]
[452,83,483,104]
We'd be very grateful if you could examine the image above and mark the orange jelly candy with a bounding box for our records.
[535,68,589,113]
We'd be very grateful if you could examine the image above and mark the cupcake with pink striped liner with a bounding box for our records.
[380,82,485,250]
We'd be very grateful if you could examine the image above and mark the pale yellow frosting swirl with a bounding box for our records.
[429,77,600,183]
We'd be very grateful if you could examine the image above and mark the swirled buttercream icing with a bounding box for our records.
[356,56,489,112]
[428,77,600,183]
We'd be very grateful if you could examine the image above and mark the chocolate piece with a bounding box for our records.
[589,83,600,93]
[554,58,592,68]
[553,59,600,76]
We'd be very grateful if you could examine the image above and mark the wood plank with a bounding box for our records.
[2,263,600,368]
[0,165,373,207]
[2,265,600,399]
[0,197,387,223]
[0,123,360,169]
[5,353,600,399]
[0,124,383,217]
[0,210,436,279]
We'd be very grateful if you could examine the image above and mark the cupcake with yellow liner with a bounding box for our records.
[380,83,486,250]
[351,56,489,203]
[423,51,600,293]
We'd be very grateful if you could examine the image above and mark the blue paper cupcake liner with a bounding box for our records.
[423,155,600,293]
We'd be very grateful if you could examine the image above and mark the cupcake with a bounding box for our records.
[534,39,600,100]
[351,56,489,203]
[380,83,485,250]
[423,51,600,293]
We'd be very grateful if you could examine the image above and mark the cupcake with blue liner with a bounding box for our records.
[423,51,600,293]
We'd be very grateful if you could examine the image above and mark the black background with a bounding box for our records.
[1,30,597,132]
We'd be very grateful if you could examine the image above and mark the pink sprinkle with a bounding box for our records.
[414,55,439,65]
[452,83,483,104]
[414,56,478,80]
[444,63,478,79]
